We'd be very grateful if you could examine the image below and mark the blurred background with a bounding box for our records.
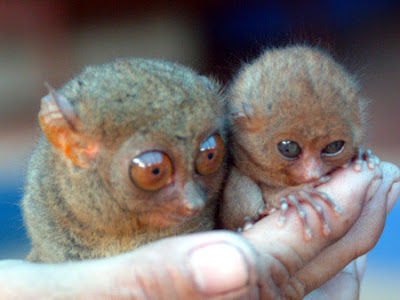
[0,1,399,298]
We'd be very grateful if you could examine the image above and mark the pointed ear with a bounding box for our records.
[231,102,263,132]
[39,83,99,167]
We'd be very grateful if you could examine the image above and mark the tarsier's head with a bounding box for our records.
[230,46,367,187]
[39,59,227,232]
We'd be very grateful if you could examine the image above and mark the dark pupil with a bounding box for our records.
[327,143,337,151]
[207,152,214,160]
[278,140,301,159]
[323,140,345,154]
[152,168,160,175]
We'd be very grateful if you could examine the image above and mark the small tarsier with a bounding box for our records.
[220,45,379,240]
[22,58,227,262]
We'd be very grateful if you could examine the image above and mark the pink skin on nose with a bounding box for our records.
[293,156,326,184]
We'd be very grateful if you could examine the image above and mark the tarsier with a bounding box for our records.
[220,45,379,239]
[22,59,227,262]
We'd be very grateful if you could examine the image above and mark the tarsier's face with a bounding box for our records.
[231,106,361,188]
[275,138,352,186]
[109,128,227,229]
[260,108,360,187]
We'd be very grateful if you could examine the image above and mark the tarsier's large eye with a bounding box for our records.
[277,140,301,159]
[322,140,345,156]
[195,134,225,175]
[129,151,173,191]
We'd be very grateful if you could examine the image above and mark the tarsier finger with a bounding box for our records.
[298,190,331,236]
[276,190,333,240]
[364,149,380,170]
[354,149,380,171]
[242,216,255,232]
[278,198,290,226]
[312,175,331,187]
[287,194,313,241]
[310,190,342,216]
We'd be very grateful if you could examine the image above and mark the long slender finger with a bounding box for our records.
[243,216,254,231]
[310,190,341,216]
[299,190,331,236]
[287,194,312,241]
[312,175,331,187]
[353,149,363,172]
[258,203,276,217]
[278,197,289,226]
[364,149,380,170]
[353,159,363,172]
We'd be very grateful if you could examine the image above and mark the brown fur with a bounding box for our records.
[23,58,227,262]
[220,45,367,230]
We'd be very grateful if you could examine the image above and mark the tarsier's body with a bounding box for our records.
[220,46,375,237]
[23,59,227,262]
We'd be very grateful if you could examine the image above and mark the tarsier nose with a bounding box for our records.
[296,157,326,184]
[179,181,206,216]
[182,201,203,217]
[301,170,322,183]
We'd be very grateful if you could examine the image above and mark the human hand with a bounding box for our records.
[241,161,399,299]
[1,161,399,299]
[306,254,367,300]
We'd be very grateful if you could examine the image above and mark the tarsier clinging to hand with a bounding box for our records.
[220,45,379,240]
[23,59,227,262]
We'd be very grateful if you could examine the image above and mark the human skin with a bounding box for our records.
[1,161,399,299]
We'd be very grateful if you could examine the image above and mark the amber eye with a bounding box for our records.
[322,140,345,156]
[195,134,225,175]
[129,151,173,191]
[277,140,301,159]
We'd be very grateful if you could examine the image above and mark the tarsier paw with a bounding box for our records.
[278,195,313,241]
[364,149,380,170]
[276,188,340,241]
[353,149,380,171]
[238,205,279,232]
[353,159,363,172]
[312,175,331,187]
[258,203,277,218]
[243,216,255,231]
[237,216,256,232]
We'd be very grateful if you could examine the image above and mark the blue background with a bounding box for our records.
[0,1,399,298]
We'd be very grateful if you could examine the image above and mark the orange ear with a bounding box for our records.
[39,83,98,167]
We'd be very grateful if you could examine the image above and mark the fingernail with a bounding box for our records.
[387,181,400,213]
[188,243,249,296]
